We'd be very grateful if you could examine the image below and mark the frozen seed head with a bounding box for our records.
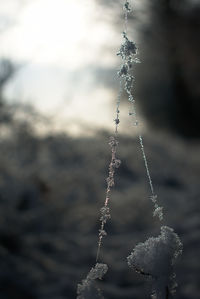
[117,32,137,60]
[127,226,182,298]
[77,263,108,299]
[127,226,182,276]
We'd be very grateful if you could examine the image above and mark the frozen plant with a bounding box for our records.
[96,135,121,261]
[127,226,183,299]
[77,263,108,299]
[77,1,182,298]
[122,1,182,298]
[77,17,123,299]
[118,1,163,221]
[117,31,137,60]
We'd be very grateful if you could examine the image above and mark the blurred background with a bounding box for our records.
[0,0,200,298]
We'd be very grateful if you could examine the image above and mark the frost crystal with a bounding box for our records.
[108,136,118,147]
[118,64,128,77]
[150,195,158,203]
[99,229,107,237]
[114,118,120,125]
[124,76,134,94]
[153,206,163,221]
[96,136,121,261]
[117,32,137,60]
[124,1,132,12]
[113,159,121,168]
[100,206,111,223]
[77,263,108,299]
[127,226,182,299]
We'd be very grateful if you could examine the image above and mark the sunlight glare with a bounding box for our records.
[2,0,96,68]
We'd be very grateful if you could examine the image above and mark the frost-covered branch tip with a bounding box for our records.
[127,226,183,299]
[96,136,121,261]
[77,263,108,299]
[117,32,137,61]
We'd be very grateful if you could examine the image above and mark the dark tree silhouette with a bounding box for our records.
[96,0,200,138]
[0,59,16,124]
[135,0,200,138]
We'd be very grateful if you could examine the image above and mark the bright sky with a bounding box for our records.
[0,0,141,135]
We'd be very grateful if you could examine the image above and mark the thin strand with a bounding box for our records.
[128,101,155,195]
[96,101,121,261]
[96,2,129,262]
[121,0,163,221]
[138,134,154,195]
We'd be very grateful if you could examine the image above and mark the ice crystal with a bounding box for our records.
[114,118,120,125]
[96,135,121,261]
[127,226,182,299]
[100,206,111,223]
[153,206,163,221]
[150,195,158,203]
[118,64,129,77]
[113,159,121,168]
[128,95,134,102]
[124,76,134,93]
[117,32,137,60]
[99,229,107,237]
[108,136,118,147]
[106,176,114,187]
[133,121,139,126]
[129,111,135,116]
[124,1,132,12]
[77,263,108,299]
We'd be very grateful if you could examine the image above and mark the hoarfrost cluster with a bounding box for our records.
[127,226,183,298]
[77,263,108,299]
[77,1,183,299]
